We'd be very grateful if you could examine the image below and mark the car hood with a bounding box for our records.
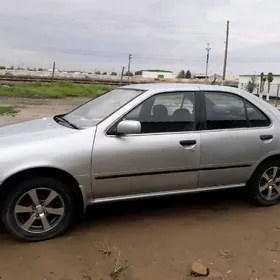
[0,117,76,146]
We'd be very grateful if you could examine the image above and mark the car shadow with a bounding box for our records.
[80,188,253,228]
[0,188,254,242]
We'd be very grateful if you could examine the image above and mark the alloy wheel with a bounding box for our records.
[259,166,280,201]
[14,188,65,233]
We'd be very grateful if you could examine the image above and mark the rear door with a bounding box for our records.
[198,90,278,188]
[91,90,201,198]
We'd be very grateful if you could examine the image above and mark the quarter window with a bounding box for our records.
[205,92,248,130]
[244,100,271,127]
[124,91,195,133]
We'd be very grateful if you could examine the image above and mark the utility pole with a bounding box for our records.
[276,84,280,108]
[205,43,211,80]
[128,54,132,83]
[120,66,125,86]
[52,61,56,83]
[222,20,230,83]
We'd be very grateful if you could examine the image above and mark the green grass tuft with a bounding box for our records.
[0,106,19,115]
[0,82,113,99]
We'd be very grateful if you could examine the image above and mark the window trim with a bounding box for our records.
[106,90,201,136]
[200,90,272,132]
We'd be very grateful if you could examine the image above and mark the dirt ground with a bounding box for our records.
[1,97,280,280]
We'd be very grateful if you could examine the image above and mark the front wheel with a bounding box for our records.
[2,177,74,242]
[248,159,280,206]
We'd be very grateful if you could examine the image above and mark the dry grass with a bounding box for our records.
[95,240,112,257]
[219,251,233,260]
[95,241,129,280]
[110,251,129,280]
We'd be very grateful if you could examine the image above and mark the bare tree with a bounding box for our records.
[245,75,258,93]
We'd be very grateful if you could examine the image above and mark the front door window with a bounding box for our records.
[124,91,195,133]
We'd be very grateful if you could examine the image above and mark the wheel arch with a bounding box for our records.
[0,167,85,217]
[248,154,280,184]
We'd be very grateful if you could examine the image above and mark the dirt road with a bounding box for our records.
[1,97,280,280]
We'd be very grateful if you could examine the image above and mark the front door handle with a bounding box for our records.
[260,135,273,141]
[180,140,196,146]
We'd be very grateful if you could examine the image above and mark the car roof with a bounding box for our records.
[121,83,240,94]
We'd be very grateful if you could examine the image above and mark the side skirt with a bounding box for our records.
[88,183,245,205]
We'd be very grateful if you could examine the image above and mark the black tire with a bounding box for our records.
[2,177,74,242]
[248,159,280,206]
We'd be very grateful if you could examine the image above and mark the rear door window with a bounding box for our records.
[204,91,248,130]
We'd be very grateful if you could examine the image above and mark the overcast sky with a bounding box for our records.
[1,0,280,75]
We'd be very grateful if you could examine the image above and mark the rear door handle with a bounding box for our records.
[260,135,273,141]
[180,140,197,146]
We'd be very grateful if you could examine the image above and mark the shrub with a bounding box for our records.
[244,76,258,93]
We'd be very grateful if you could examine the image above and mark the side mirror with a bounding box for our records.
[116,120,141,135]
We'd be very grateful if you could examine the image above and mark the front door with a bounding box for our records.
[91,90,201,198]
[199,90,278,188]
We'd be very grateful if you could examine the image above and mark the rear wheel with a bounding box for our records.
[248,159,280,206]
[2,177,74,241]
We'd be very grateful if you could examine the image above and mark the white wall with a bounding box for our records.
[0,69,88,79]
[0,69,118,80]
[141,71,173,79]
[239,75,280,97]
[0,69,173,83]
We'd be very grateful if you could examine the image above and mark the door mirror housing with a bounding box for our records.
[116,120,141,135]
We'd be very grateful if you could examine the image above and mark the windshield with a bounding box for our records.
[63,88,143,128]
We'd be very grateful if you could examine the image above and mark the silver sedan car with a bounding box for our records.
[1,84,280,241]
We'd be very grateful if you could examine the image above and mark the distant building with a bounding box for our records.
[136,69,173,79]
[66,70,81,74]
[193,73,207,79]
[227,75,239,81]
[209,74,223,81]
[47,68,59,72]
